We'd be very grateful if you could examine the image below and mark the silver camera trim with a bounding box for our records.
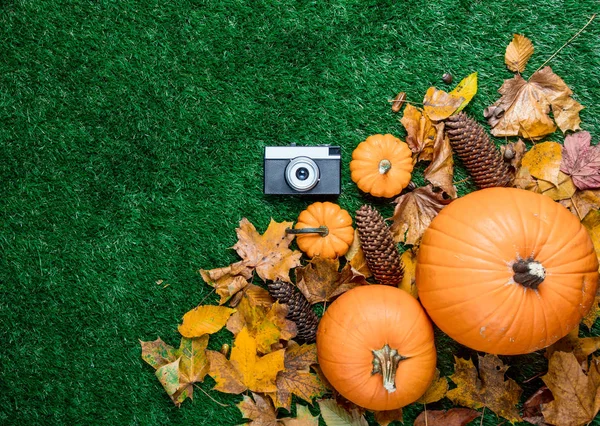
[285,157,320,192]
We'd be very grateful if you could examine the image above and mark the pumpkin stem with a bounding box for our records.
[371,344,406,393]
[512,257,545,290]
[378,159,392,174]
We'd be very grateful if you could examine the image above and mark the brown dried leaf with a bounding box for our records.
[505,34,534,73]
[423,87,465,122]
[398,249,418,298]
[486,67,583,139]
[560,131,600,190]
[561,189,600,220]
[583,292,600,330]
[270,342,327,411]
[373,408,403,426]
[521,141,563,186]
[446,355,522,423]
[237,393,279,426]
[416,368,448,404]
[522,386,553,426]
[500,138,527,171]
[233,218,302,282]
[207,327,285,394]
[546,326,600,367]
[514,166,541,193]
[424,123,457,198]
[414,408,480,426]
[541,352,600,426]
[200,261,253,305]
[345,230,372,279]
[583,209,600,265]
[296,257,366,304]
[400,104,436,162]
[390,185,453,245]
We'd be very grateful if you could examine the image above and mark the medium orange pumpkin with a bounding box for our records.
[294,202,354,258]
[317,285,436,411]
[350,134,413,198]
[417,187,599,355]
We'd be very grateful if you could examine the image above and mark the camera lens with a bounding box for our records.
[295,167,309,181]
[285,157,320,192]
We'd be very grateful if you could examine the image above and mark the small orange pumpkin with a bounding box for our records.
[317,285,437,411]
[350,134,413,198]
[417,187,599,355]
[294,202,354,258]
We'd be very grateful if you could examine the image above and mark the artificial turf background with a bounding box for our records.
[1,0,599,425]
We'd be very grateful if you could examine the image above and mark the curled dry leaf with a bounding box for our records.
[177,305,236,338]
[345,229,372,279]
[373,408,403,426]
[423,86,465,122]
[500,138,527,171]
[206,327,285,394]
[237,393,279,426]
[414,408,481,426]
[140,336,210,406]
[446,355,522,423]
[390,185,453,245]
[416,368,448,404]
[200,261,253,305]
[505,34,534,73]
[317,398,368,426]
[560,131,600,190]
[522,386,553,426]
[521,141,563,186]
[295,256,367,305]
[541,352,600,426]
[233,218,302,282]
[226,294,296,354]
[485,67,583,139]
[269,341,327,411]
[423,122,457,198]
[514,166,541,193]
[400,104,436,162]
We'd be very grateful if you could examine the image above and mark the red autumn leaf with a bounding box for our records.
[560,131,600,190]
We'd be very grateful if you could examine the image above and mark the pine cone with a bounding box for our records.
[268,280,318,343]
[446,112,512,189]
[355,205,403,285]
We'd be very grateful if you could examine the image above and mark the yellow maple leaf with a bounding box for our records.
[505,34,534,73]
[177,305,236,338]
[449,72,478,113]
[207,327,285,394]
[416,368,448,404]
[233,218,302,282]
[423,87,464,122]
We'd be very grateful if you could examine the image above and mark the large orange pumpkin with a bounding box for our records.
[350,134,413,198]
[417,187,599,355]
[317,285,436,411]
[294,202,354,258]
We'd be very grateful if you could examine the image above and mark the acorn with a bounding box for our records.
[442,73,453,84]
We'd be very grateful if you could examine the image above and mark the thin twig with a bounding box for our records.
[387,99,425,106]
[480,407,485,426]
[523,371,544,383]
[424,404,428,426]
[198,288,216,306]
[194,384,230,407]
[532,13,597,75]
[453,177,470,185]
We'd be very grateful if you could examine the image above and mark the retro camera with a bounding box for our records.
[263,145,341,195]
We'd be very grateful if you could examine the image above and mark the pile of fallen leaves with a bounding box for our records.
[141,32,600,426]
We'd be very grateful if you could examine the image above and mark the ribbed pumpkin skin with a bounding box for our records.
[417,187,599,355]
[317,285,436,411]
[350,134,413,198]
[295,202,354,258]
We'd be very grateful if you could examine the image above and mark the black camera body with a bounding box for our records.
[263,145,341,195]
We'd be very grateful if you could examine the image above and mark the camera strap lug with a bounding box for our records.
[285,226,329,237]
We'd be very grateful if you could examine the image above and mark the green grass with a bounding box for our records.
[1,0,599,425]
